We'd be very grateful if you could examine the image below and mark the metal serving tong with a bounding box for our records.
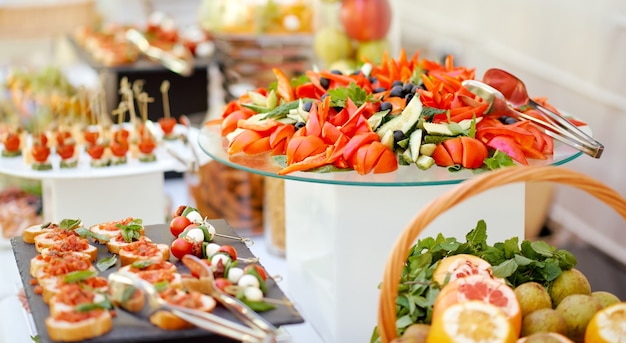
[480,68,604,158]
[108,271,276,343]
[461,78,604,158]
[125,28,194,77]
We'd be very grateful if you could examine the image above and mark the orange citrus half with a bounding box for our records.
[517,332,574,342]
[584,302,626,343]
[433,274,522,336]
[433,254,502,286]
[426,300,517,343]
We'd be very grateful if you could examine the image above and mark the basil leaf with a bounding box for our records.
[131,260,155,270]
[97,255,118,272]
[240,299,276,312]
[153,281,169,293]
[63,270,98,283]
[75,297,113,312]
[121,286,137,303]
[75,227,109,242]
[59,218,82,230]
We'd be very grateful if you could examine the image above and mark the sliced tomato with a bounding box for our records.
[443,138,463,165]
[476,126,535,149]
[221,110,251,136]
[217,245,238,261]
[321,122,343,144]
[460,136,488,169]
[372,143,398,174]
[286,135,326,164]
[228,129,264,155]
[278,146,332,175]
[138,137,157,154]
[159,117,177,134]
[269,124,295,148]
[342,132,379,161]
[243,136,272,155]
[432,143,455,167]
[273,67,295,102]
[83,130,99,146]
[237,118,280,133]
[110,139,129,157]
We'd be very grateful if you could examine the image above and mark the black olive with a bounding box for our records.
[412,84,420,93]
[320,93,329,100]
[373,87,387,93]
[404,93,414,103]
[393,130,406,143]
[391,80,403,88]
[303,101,313,112]
[498,116,518,125]
[330,69,343,75]
[369,76,378,84]
[389,85,404,98]
[379,101,393,112]
[320,77,330,90]
[294,122,306,130]
[403,83,414,94]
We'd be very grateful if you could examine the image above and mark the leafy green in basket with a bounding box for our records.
[371,220,577,342]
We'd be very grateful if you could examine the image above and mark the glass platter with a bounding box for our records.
[197,124,586,187]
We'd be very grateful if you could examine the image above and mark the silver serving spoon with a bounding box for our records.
[182,255,278,339]
[482,68,604,158]
[462,79,603,158]
[108,271,270,342]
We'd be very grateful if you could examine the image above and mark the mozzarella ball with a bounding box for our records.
[227,267,244,284]
[186,228,205,243]
[237,274,260,289]
[211,253,231,270]
[244,287,264,302]
[204,243,221,257]
[185,210,203,224]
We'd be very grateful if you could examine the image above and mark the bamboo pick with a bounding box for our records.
[160,80,171,119]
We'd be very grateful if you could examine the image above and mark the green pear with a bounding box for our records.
[549,268,591,307]
[591,291,621,309]
[521,308,568,337]
[394,323,430,343]
[555,294,603,342]
[515,281,553,316]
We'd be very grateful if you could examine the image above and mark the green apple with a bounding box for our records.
[356,39,390,65]
[314,27,354,66]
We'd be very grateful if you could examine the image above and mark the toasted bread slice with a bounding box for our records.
[48,284,107,317]
[149,289,216,330]
[40,242,98,262]
[34,229,83,252]
[23,223,55,244]
[118,239,170,266]
[45,309,112,342]
[41,275,108,304]
[30,251,90,279]
[89,217,143,244]
[32,252,95,281]
[106,234,151,254]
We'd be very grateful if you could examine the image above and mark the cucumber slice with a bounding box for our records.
[416,155,435,170]
[408,129,423,163]
[419,143,437,156]
[376,96,423,140]
[367,110,390,131]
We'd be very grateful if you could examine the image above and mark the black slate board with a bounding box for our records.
[12,219,303,343]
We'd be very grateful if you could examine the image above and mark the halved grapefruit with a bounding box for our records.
[433,254,502,286]
[433,274,522,336]
[427,300,517,343]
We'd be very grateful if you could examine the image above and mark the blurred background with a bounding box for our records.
[0,0,625,298]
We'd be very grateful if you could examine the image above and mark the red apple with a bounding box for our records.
[340,0,392,42]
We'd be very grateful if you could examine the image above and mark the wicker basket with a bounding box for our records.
[377,165,626,342]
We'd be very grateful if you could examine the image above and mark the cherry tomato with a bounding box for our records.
[83,130,99,146]
[35,133,48,146]
[113,129,130,142]
[138,137,156,154]
[213,277,232,293]
[87,144,105,159]
[56,131,72,146]
[244,264,267,281]
[170,237,193,259]
[217,245,237,261]
[31,144,50,163]
[3,133,20,152]
[56,144,75,160]
[110,139,129,157]
[169,216,191,237]
[159,117,177,135]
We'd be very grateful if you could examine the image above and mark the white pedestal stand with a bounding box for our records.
[41,172,166,227]
[284,180,525,342]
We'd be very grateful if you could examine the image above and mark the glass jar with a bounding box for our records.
[313,0,400,73]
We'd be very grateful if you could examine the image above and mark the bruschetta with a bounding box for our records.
[45,308,112,342]
[118,237,170,266]
[149,287,216,330]
[39,235,98,261]
[22,222,57,244]
[89,217,144,243]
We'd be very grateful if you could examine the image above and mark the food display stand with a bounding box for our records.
[197,124,585,342]
[0,126,200,227]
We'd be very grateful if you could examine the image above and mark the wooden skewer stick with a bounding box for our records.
[138,92,154,139]
[112,102,128,128]
[160,80,171,119]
